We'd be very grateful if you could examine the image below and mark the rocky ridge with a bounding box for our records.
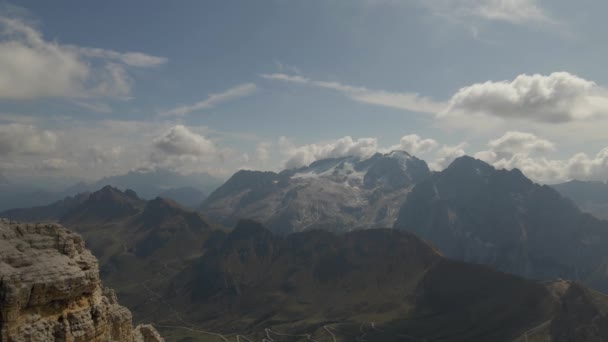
[395,155,608,293]
[201,151,431,234]
[0,218,163,342]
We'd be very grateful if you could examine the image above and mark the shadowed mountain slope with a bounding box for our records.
[1,186,221,322]
[395,155,608,293]
[552,180,608,220]
[145,220,608,342]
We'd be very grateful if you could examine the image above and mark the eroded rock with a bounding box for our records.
[0,218,163,342]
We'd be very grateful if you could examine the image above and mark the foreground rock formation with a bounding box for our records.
[0,218,163,342]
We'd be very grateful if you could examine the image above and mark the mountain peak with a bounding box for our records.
[446,155,493,173]
[148,196,183,209]
[386,149,412,162]
[203,151,431,234]
[396,152,608,293]
[61,186,145,223]
[140,196,208,230]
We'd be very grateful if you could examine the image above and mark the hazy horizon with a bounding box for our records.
[2,0,608,188]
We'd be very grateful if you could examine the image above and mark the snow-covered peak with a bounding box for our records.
[291,158,365,186]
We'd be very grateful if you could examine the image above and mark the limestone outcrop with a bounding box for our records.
[0,218,163,342]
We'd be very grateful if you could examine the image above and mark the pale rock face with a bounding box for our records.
[202,151,431,234]
[133,325,165,342]
[0,218,164,342]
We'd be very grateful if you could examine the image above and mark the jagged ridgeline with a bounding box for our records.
[394,155,608,293]
[0,219,164,342]
[201,151,431,234]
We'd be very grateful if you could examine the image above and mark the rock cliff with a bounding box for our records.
[0,218,163,342]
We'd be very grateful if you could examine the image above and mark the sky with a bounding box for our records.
[1,0,608,189]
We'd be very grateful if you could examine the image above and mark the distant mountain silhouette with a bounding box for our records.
[0,192,90,222]
[87,168,221,199]
[0,168,222,212]
[553,180,608,220]
[158,186,206,209]
[61,185,145,223]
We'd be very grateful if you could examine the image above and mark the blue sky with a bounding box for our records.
[1,0,608,187]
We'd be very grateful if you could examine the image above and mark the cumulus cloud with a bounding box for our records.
[279,136,380,169]
[0,124,57,155]
[470,131,608,183]
[89,146,124,164]
[442,72,608,123]
[483,131,555,159]
[0,15,166,100]
[261,73,444,114]
[279,133,465,171]
[262,72,608,126]
[153,125,217,157]
[161,83,258,116]
[387,134,439,155]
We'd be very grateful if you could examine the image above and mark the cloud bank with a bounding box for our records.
[279,136,380,169]
[0,124,57,156]
[443,72,608,123]
[0,15,166,100]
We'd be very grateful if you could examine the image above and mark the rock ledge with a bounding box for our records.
[0,218,164,342]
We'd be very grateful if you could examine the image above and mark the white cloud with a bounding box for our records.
[442,72,608,123]
[161,83,258,116]
[262,72,608,126]
[261,73,444,114]
[89,146,124,164]
[149,125,244,176]
[485,131,554,157]
[470,131,608,183]
[387,134,439,155]
[279,133,464,172]
[76,47,167,67]
[255,142,272,162]
[153,125,217,157]
[0,123,57,155]
[279,135,380,169]
[423,0,551,25]
[0,15,166,100]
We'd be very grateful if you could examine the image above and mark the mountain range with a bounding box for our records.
[201,151,430,234]
[0,186,222,319]
[163,220,559,341]
[74,168,222,200]
[5,152,608,341]
[552,180,608,220]
[0,168,222,211]
[395,155,608,292]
